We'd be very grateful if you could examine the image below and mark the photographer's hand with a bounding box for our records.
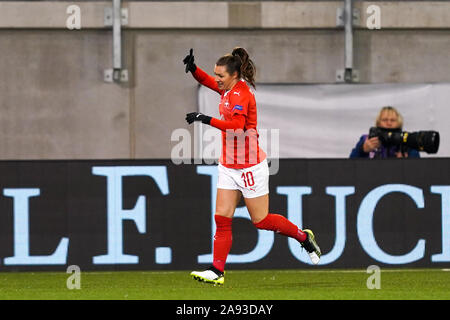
[363,137,381,153]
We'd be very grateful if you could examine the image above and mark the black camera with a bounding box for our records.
[368,127,440,154]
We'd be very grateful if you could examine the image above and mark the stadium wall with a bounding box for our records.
[0,1,449,160]
[0,158,448,271]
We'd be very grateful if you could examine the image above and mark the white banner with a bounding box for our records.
[198,83,450,158]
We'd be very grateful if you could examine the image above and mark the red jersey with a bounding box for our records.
[193,67,266,169]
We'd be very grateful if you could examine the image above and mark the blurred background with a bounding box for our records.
[0,0,449,160]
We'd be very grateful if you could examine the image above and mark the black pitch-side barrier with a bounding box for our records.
[0,158,448,271]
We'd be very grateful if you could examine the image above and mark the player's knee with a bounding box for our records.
[214,210,234,220]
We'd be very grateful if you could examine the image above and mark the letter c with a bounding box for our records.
[357,184,425,264]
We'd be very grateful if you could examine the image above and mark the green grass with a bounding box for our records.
[0,269,449,300]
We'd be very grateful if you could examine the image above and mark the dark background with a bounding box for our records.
[0,158,448,271]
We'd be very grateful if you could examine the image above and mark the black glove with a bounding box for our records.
[186,112,211,125]
[183,48,197,73]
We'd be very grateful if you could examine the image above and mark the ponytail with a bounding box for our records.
[216,47,256,88]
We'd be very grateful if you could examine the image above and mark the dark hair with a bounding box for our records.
[216,47,256,88]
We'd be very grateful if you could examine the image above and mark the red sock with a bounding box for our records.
[213,215,233,272]
[254,213,307,242]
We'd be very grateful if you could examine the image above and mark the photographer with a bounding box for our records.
[350,106,420,159]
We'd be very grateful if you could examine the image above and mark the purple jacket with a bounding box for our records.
[350,134,420,159]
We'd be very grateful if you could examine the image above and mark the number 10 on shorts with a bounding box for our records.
[241,172,255,188]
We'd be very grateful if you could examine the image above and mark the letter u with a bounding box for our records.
[277,186,354,265]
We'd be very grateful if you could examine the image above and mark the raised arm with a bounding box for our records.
[192,67,221,94]
[183,48,221,94]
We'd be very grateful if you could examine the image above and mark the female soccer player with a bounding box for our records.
[183,47,321,285]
